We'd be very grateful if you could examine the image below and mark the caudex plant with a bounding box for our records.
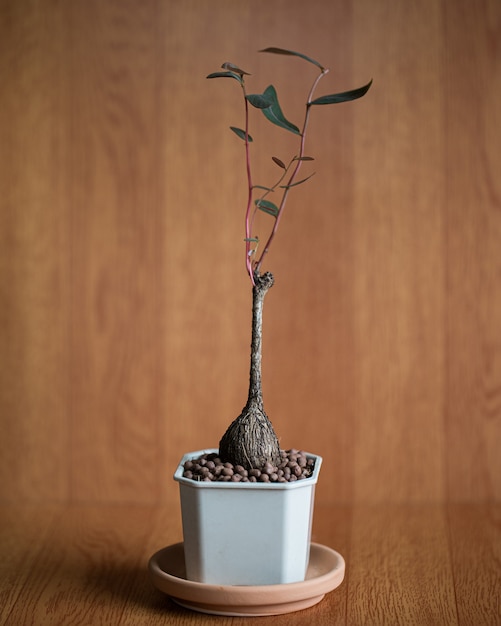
[208,47,371,472]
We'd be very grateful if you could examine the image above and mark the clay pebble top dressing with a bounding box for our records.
[182,449,315,483]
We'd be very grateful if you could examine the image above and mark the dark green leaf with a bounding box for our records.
[246,93,272,109]
[280,173,315,189]
[309,79,373,105]
[230,127,253,142]
[260,47,324,71]
[221,62,251,76]
[255,198,279,217]
[206,71,243,83]
[244,237,259,243]
[261,85,300,135]
[293,156,315,161]
[272,156,286,169]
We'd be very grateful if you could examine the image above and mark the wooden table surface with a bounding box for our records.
[1,502,500,625]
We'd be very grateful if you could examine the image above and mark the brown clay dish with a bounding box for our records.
[148,541,345,616]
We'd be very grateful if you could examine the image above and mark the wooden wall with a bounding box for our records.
[1,0,500,505]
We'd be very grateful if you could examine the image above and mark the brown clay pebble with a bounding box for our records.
[263,462,274,475]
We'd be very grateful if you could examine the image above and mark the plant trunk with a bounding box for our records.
[219,272,281,470]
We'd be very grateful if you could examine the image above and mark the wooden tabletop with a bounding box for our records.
[1,502,499,625]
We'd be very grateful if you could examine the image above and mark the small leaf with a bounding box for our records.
[230,127,253,142]
[260,47,325,71]
[221,62,251,76]
[310,79,373,105]
[244,237,259,242]
[206,70,243,83]
[255,198,279,217]
[253,185,274,192]
[293,156,315,162]
[261,85,300,135]
[272,156,286,169]
[246,93,272,109]
[280,173,316,189]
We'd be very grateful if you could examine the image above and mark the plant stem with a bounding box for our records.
[247,271,274,405]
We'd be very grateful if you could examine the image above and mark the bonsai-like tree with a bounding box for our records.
[208,48,371,471]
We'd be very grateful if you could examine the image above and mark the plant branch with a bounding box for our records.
[254,68,329,275]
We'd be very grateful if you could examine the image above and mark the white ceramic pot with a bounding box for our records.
[174,448,322,586]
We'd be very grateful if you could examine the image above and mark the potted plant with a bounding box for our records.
[150,47,371,613]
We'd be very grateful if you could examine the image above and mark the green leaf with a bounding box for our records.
[244,237,259,243]
[293,156,315,161]
[310,79,373,105]
[260,47,324,71]
[261,85,300,135]
[230,127,253,142]
[280,173,315,189]
[246,93,272,109]
[272,156,286,169]
[255,198,279,217]
[206,71,243,83]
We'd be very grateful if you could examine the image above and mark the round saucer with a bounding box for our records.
[148,542,345,616]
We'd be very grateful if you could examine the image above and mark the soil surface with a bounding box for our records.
[182,449,315,483]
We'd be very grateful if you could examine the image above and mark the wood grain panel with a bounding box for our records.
[0,0,500,505]
[444,0,501,501]
[67,0,165,501]
[351,1,446,502]
[0,1,70,501]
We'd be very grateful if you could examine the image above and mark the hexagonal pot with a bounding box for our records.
[174,448,322,586]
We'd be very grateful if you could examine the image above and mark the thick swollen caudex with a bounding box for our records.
[219,399,281,470]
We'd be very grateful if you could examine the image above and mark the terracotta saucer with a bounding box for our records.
[148,542,345,616]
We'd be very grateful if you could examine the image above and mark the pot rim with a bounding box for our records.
[174,448,322,490]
